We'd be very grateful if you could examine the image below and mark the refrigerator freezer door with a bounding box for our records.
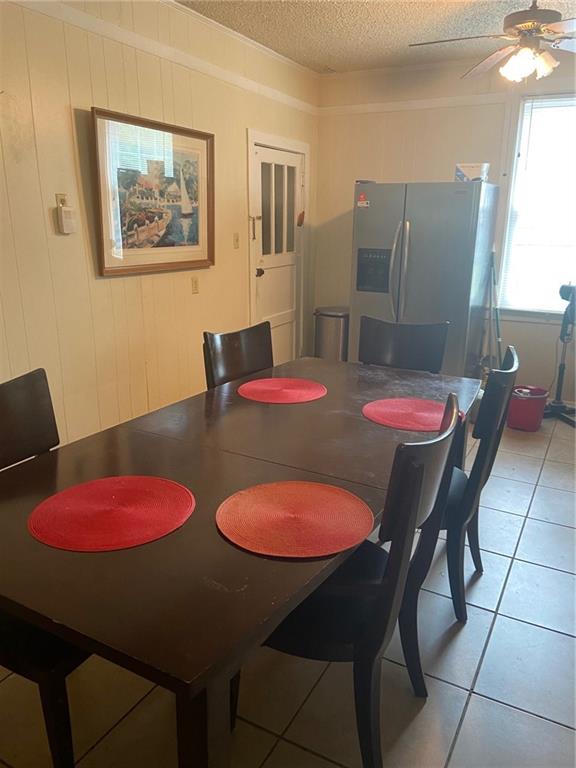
[348,182,406,361]
[400,182,482,375]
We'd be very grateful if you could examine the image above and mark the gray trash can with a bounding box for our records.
[314,306,349,361]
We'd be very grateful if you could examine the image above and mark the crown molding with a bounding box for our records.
[14,1,318,115]
[166,0,319,78]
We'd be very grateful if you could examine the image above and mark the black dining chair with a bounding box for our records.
[441,346,519,625]
[0,369,89,768]
[234,394,459,768]
[358,316,450,374]
[203,321,273,389]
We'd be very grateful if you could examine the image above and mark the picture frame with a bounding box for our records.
[92,108,214,276]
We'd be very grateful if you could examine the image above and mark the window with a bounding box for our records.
[500,96,576,313]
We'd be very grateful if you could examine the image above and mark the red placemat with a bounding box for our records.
[237,377,327,404]
[215,481,373,558]
[28,476,195,552]
[362,397,446,432]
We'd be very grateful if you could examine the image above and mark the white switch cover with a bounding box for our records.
[191,276,199,294]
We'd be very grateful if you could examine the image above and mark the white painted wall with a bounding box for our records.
[0,0,318,443]
[314,59,575,400]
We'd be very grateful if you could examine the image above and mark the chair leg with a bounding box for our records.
[446,526,468,624]
[38,676,75,768]
[353,657,383,768]
[399,592,427,698]
[230,671,241,731]
[467,507,483,574]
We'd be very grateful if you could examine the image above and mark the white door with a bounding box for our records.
[249,145,304,365]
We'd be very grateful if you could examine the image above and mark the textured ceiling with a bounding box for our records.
[182,0,576,72]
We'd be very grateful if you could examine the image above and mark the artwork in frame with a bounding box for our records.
[92,108,214,276]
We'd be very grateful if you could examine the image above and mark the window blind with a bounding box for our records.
[500,95,576,312]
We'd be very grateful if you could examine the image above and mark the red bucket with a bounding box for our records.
[507,386,548,432]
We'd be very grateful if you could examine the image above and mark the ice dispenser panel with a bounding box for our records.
[356,248,390,293]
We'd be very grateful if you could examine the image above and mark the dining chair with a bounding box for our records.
[203,321,273,389]
[358,315,450,373]
[243,394,460,768]
[0,369,89,768]
[441,346,519,625]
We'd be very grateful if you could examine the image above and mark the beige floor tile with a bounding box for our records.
[264,741,338,768]
[500,560,576,636]
[286,661,467,768]
[547,437,575,465]
[238,646,328,735]
[500,428,551,458]
[438,507,524,557]
[475,616,576,728]
[385,591,493,689]
[516,518,575,574]
[423,540,511,612]
[528,486,576,528]
[0,666,10,683]
[492,451,543,484]
[539,460,575,492]
[450,695,576,768]
[0,656,153,768]
[553,420,576,441]
[78,686,277,768]
[481,476,534,516]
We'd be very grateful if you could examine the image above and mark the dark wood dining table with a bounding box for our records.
[0,357,480,766]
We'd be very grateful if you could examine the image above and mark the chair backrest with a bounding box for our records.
[0,369,59,470]
[358,316,450,374]
[465,346,519,511]
[203,321,273,389]
[357,393,459,660]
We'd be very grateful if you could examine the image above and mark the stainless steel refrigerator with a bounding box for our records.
[348,181,499,376]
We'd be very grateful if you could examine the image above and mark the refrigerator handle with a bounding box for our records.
[390,220,403,321]
[399,219,410,321]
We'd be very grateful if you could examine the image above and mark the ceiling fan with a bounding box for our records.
[409,1,576,81]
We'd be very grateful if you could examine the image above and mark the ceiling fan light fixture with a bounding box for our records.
[499,46,539,81]
[535,49,560,78]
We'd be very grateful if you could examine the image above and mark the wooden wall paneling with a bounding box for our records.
[120,43,149,418]
[168,3,189,53]
[0,4,69,441]
[0,140,30,377]
[171,64,197,398]
[80,30,121,429]
[99,1,123,27]
[133,1,160,43]
[83,2,103,19]
[103,37,135,423]
[24,10,102,440]
[157,2,172,47]
[119,1,135,32]
[136,50,182,409]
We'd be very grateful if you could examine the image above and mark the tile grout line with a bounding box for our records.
[469,690,576,731]
[443,453,544,768]
[74,684,158,765]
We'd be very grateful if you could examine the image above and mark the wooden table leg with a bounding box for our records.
[175,676,231,768]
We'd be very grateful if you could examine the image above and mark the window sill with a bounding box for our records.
[499,308,564,325]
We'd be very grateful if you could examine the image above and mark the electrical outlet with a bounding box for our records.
[233,232,240,249]
[191,276,199,294]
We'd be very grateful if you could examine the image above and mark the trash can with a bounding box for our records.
[314,306,349,362]
[507,386,548,432]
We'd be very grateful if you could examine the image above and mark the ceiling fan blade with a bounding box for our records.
[409,34,511,48]
[461,45,519,79]
[544,17,576,35]
[548,37,576,52]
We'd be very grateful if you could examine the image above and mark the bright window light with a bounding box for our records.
[500,96,576,312]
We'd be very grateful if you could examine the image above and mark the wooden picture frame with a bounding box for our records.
[92,108,214,276]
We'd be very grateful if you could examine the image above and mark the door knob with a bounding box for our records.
[255,268,265,277]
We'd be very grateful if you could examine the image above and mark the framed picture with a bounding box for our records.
[92,108,214,276]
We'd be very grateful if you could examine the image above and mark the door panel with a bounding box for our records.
[250,146,302,364]
[348,183,407,361]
